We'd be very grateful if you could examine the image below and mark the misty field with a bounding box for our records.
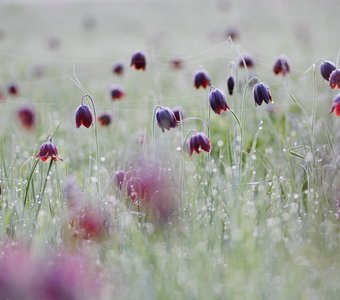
[0,0,340,299]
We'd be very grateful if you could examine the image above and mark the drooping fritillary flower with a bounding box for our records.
[113,62,124,76]
[253,82,272,106]
[97,112,112,127]
[127,176,146,201]
[170,58,184,70]
[239,55,255,68]
[320,60,336,81]
[70,205,107,241]
[156,107,178,132]
[130,51,146,70]
[75,104,93,128]
[35,141,63,162]
[189,132,211,155]
[209,87,229,115]
[172,106,185,123]
[8,83,19,96]
[329,69,340,89]
[17,106,36,130]
[227,75,235,95]
[110,86,125,101]
[330,94,340,116]
[115,170,125,190]
[273,56,290,76]
[122,160,177,223]
[194,69,211,89]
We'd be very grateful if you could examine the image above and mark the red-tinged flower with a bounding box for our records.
[110,86,125,101]
[170,58,184,70]
[189,132,211,155]
[130,51,146,70]
[122,161,177,222]
[75,104,92,128]
[115,170,125,189]
[209,87,229,115]
[113,62,124,75]
[97,112,112,127]
[35,141,63,162]
[71,206,106,240]
[253,82,272,106]
[227,75,235,95]
[194,69,211,89]
[127,177,146,201]
[329,69,340,89]
[8,83,19,96]
[273,56,290,76]
[239,55,254,68]
[172,106,185,122]
[17,106,36,130]
[320,60,336,81]
[156,107,178,132]
[330,94,340,116]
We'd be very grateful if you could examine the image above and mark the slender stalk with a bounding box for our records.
[34,159,54,226]
[311,64,317,139]
[22,159,39,213]
[282,80,308,115]
[81,94,101,196]
[238,77,260,178]
[181,117,210,132]
[182,129,197,152]
[229,109,242,137]
[228,37,249,83]
[152,105,163,151]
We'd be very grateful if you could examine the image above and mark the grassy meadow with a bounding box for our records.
[0,0,340,299]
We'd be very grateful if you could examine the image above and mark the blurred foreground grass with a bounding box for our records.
[0,0,340,299]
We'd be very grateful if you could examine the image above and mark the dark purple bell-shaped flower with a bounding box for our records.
[209,87,229,115]
[194,69,211,89]
[320,60,336,81]
[75,104,93,128]
[156,107,178,132]
[227,76,235,95]
[253,82,272,106]
[189,132,211,155]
